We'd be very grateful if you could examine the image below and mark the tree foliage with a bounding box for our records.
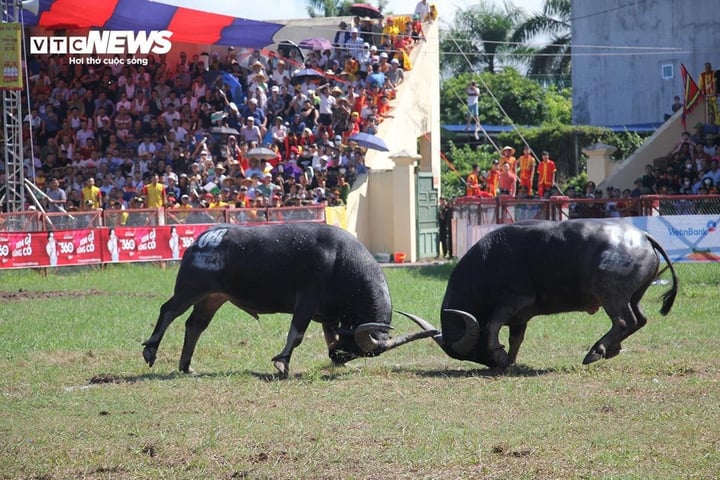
[440,1,522,75]
[441,125,651,197]
[511,0,572,77]
[440,69,550,126]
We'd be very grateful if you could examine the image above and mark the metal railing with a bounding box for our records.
[0,205,327,232]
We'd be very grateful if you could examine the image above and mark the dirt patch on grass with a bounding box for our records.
[0,289,157,302]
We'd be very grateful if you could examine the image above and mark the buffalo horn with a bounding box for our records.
[395,311,444,347]
[443,309,480,356]
[354,322,439,354]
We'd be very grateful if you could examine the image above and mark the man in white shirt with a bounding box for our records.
[466,80,480,132]
[317,84,336,128]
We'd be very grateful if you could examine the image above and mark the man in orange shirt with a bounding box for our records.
[517,145,536,195]
[485,160,500,197]
[499,146,517,174]
[466,164,482,196]
[536,151,557,198]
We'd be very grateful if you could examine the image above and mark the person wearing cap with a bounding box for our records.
[346,27,365,60]
[240,116,263,145]
[499,145,517,173]
[266,86,286,121]
[241,96,267,133]
[270,59,291,87]
[334,21,351,57]
[386,57,404,86]
[536,151,557,198]
[248,60,267,86]
[356,41,372,79]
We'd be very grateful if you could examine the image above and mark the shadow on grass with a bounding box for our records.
[96,365,356,385]
[89,362,557,386]
[390,363,558,378]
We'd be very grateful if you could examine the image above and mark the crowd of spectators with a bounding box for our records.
[7,2,436,218]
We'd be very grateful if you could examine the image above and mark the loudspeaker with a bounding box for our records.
[21,0,40,16]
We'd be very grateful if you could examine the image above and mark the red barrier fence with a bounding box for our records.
[0,206,326,270]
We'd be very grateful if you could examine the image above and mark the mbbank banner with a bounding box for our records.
[629,215,720,262]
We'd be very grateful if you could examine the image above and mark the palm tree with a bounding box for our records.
[511,0,571,81]
[440,1,523,75]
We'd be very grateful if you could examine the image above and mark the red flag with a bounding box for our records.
[681,63,701,129]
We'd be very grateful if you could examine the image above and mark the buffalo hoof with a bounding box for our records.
[273,358,290,379]
[142,346,157,367]
[491,348,510,369]
[583,348,605,365]
[179,362,194,374]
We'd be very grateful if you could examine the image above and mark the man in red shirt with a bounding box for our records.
[498,161,518,196]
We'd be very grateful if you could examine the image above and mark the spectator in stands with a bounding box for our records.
[701,159,720,186]
[386,58,404,86]
[81,177,102,209]
[45,177,67,213]
[142,173,167,208]
[240,116,263,145]
[346,28,365,60]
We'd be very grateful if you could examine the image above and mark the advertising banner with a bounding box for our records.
[103,225,208,263]
[0,229,102,268]
[0,23,23,90]
[0,225,211,269]
[630,215,720,262]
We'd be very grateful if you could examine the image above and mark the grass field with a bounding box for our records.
[0,262,718,479]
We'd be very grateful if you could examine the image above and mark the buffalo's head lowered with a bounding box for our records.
[326,322,439,365]
[397,310,500,367]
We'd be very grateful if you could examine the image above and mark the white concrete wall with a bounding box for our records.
[572,0,720,127]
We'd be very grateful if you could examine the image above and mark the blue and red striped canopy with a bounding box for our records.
[22,0,283,48]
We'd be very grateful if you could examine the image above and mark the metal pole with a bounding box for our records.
[2,0,26,213]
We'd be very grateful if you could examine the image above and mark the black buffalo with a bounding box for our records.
[401,219,678,369]
[142,223,436,376]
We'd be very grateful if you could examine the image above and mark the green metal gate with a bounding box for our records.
[416,172,439,259]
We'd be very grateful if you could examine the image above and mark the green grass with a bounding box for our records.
[0,262,718,479]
